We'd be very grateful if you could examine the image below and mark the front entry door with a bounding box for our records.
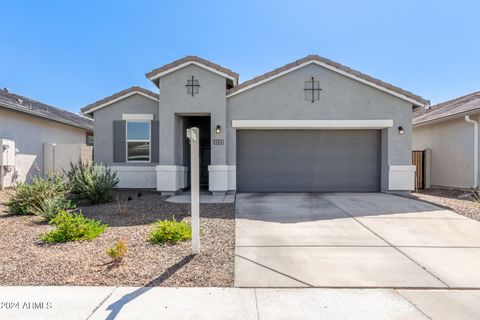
[200,136,210,186]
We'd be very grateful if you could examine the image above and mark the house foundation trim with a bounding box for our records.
[156,165,188,193]
[111,165,157,189]
[208,165,236,193]
[388,165,415,191]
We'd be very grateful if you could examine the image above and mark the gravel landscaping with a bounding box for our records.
[410,188,480,221]
[0,190,235,287]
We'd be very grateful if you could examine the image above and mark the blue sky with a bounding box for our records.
[1,0,479,113]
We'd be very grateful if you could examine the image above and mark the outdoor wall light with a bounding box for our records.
[398,126,405,135]
[216,125,221,134]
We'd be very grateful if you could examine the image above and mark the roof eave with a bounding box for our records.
[81,89,159,115]
[413,109,480,128]
[146,60,238,88]
[226,58,428,107]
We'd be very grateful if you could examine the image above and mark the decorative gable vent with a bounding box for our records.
[186,76,200,96]
[304,77,322,103]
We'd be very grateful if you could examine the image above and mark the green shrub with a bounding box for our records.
[40,210,108,243]
[106,239,128,262]
[6,175,72,218]
[148,217,192,245]
[30,196,75,220]
[66,161,119,204]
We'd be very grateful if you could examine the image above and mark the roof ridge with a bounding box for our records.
[431,90,480,109]
[145,56,239,83]
[413,90,480,125]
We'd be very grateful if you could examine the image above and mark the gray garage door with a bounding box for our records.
[236,130,381,192]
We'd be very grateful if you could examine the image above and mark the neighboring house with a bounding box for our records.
[0,88,93,187]
[82,55,428,194]
[413,91,480,189]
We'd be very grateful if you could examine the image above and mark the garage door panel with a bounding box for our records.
[236,130,381,192]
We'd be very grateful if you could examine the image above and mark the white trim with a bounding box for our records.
[148,61,237,83]
[126,120,151,163]
[226,60,427,107]
[111,165,157,189]
[156,165,188,191]
[155,165,188,172]
[465,115,478,188]
[122,113,154,120]
[232,120,394,130]
[389,165,416,172]
[208,165,236,192]
[83,91,159,115]
[389,165,415,191]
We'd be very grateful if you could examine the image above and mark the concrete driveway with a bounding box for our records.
[235,193,480,288]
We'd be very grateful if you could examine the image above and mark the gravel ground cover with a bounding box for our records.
[0,190,235,287]
[410,188,480,221]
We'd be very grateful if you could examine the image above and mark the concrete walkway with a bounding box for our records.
[235,193,480,288]
[166,191,235,204]
[1,286,480,320]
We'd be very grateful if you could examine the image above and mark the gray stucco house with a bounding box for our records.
[82,55,428,194]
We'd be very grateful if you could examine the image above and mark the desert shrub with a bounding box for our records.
[66,161,119,204]
[106,239,128,262]
[148,217,192,245]
[116,196,129,214]
[6,175,72,218]
[30,196,75,220]
[40,210,108,243]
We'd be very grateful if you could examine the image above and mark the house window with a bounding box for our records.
[126,121,150,162]
[86,133,94,146]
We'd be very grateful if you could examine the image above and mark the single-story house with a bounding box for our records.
[0,88,93,187]
[82,55,428,194]
[413,91,480,189]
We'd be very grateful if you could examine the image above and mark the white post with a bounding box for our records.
[187,127,200,254]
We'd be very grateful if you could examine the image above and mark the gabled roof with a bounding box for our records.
[146,56,239,87]
[0,89,93,131]
[413,91,480,126]
[226,55,429,107]
[81,86,159,115]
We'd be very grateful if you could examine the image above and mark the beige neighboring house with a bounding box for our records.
[0,88,93,188]
[413,91,480,189]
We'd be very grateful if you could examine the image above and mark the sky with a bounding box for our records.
[1,0,479,113]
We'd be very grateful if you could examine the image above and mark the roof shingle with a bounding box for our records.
[413,91,480,125]
[81,86,159,115]
[145,56,239,84]
[0,89,93,131]
[226,55,429,106]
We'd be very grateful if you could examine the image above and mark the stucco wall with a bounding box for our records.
[158,64,227,166]
[92,93,159,164]
[413,116,478,189]
[227,63,414,190]
[0,107,89,184]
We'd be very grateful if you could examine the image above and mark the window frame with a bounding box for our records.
[125,120,151,163]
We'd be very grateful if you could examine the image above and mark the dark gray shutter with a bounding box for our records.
[151,120,159,163]
[113,120,126,163]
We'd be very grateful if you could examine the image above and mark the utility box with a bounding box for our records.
[0,138,16,167]
[0,138,16,190]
